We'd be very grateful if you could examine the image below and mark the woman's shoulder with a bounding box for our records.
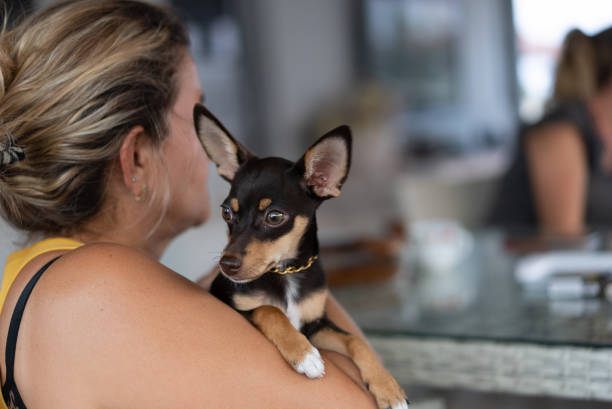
[23,242,194,308]
[21,241,222,350]
[13,243,222,403]
[58,241,181,286]
[16,241,228,366]
[520,102,595,160]
[64,241,171,275]
[32,241,216,323]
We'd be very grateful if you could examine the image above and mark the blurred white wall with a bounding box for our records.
[402,0,517,150]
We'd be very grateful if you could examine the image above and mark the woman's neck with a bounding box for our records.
[71,228,170,260]
[69,200,172,260]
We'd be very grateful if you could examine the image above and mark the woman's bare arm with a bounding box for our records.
[525,123,588,237]
[27,244,376,409]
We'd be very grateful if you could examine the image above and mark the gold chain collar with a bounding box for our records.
[269,255,319,275]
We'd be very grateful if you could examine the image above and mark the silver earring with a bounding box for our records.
[131,177,137,183]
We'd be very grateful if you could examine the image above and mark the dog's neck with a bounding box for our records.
[269,215,320,275]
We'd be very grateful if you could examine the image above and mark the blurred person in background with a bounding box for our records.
[0,1,376,408]
[490,26,612,237]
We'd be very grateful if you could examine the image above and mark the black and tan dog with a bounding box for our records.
[194,103,408,409]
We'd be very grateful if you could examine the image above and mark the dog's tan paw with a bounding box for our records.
[294,346,325,378]
[367,372,408,409]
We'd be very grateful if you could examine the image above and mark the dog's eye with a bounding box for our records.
[221,206,233,222]
[265,210,285,226]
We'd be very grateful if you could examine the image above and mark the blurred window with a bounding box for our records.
[513,0,612,122]
[365,0,462,108]
[362,0,517,157]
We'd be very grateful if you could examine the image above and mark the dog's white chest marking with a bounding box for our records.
[285,279,301,330]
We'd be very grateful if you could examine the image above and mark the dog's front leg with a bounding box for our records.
[311,326,409,409]
[251,305,325,378]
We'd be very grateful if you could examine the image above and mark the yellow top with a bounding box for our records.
[0,237,83,409]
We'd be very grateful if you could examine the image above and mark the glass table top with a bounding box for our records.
[332,230,612,348]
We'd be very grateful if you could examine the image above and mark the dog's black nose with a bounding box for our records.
[219,255,242,276]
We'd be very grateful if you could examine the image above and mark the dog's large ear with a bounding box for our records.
[193,103,253,182]
[297,125,352,199]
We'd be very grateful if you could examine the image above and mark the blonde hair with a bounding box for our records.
[0,0,189,235]
[552,27,612,103]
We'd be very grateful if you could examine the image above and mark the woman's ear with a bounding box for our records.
[297,125,352,199]
[193,103,253,182]
[119,125,153,195]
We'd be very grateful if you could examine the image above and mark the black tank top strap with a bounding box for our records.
[2,256,61,409]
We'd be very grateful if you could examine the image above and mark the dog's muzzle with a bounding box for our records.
[219,254,242,276]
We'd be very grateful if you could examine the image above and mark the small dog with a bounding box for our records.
[194,103,408,409]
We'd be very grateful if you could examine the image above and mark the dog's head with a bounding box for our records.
[194,103,351,283]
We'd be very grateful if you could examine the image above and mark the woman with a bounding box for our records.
[0,1,377,408]
[489,27,612,237]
